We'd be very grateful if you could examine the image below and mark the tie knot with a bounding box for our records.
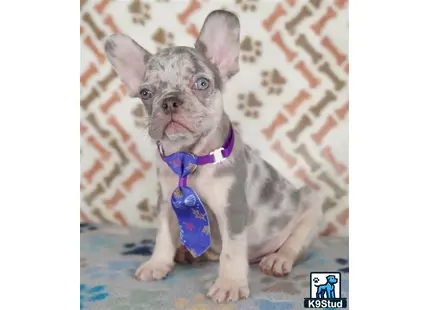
[163,152,198,178]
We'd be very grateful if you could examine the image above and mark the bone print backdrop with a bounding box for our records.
[80,0,349,237]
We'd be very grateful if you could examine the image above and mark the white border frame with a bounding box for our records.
[0,0,78,308]
[0,0,429,309]
[351,0,430,309]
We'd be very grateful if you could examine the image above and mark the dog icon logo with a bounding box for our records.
[304,272,347,308]
[314,274,338,298]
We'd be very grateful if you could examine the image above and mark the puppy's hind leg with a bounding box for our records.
[259,186,323,277]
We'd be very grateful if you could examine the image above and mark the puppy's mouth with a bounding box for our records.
[164,120,193,135]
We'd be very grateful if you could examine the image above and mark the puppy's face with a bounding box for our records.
[104,10,241,143]
[139,47,223,141]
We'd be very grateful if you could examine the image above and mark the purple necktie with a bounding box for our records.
[157,125,235,257]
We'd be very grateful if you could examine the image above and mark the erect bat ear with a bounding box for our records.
[104,33,152,97]
[195,10,240,80]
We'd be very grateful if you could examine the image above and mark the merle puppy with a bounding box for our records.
[104,9,323,303]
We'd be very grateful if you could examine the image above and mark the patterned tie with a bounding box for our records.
[157,125,235,257]
[162,152,211,257]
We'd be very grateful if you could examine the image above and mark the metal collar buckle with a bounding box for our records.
[209,147,226,164]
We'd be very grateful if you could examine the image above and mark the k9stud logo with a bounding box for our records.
[304,272,347,308]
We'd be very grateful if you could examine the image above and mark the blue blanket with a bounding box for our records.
[80,223,349,310]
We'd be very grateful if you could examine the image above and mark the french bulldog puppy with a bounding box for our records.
[104,10,323,303]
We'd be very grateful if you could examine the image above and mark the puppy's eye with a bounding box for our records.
[140,89,152,100]
[194,78,210,90]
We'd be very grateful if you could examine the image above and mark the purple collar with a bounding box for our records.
[156,124,235,165]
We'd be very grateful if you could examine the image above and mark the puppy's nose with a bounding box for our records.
[161,97,183,114]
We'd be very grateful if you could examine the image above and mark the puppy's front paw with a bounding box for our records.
[207,277,250,303]
[133,260,173,281]
[259,253,293,277]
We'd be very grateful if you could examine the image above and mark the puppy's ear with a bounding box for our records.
[195,10,240,80]
[104,33,152,97]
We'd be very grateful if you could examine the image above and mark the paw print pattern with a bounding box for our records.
[80,284,109,309]
[121,239,155,256]
[261,69,287,95]
[80,223,98,233]
[129,0,151,25]
[336,258,349,273]
[137,198,157,222]
[237,92,262,119]
[240,36,262,63]
[152,28,175,52]
[235,0,258,12]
